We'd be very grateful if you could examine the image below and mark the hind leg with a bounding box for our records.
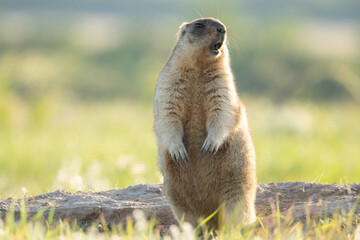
[222,194,256,226]
[218,183,256,231]
[170,205,199,228]
[172,205,221,238]
[220,132,257,227]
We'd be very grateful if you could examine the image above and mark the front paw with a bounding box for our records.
[200,135,222,155]
[169,141,189,165]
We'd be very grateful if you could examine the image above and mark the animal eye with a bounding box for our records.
[195,22,204,28]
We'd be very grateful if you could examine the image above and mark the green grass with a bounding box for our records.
[0,95,359,239]
[0,208,359,239]
[248,99,360,184]
[0,94,359,197]
[0,96,159,197]
[0,2,359,237]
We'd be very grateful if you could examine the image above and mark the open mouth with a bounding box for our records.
[211,38,224,55]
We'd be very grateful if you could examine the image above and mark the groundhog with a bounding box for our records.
[154,18,257,230]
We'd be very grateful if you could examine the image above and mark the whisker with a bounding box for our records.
[227,33,242,55]
[193,8,204,19]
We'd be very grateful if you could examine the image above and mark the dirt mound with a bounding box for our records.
[1,182,359,229]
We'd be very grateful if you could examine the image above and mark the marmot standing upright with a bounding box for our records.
[154,18,256,230]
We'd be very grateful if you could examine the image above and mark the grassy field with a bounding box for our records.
[0,207,359,239]
[0,2,359,237]
[1,94,359,239]
[1,95,359,198]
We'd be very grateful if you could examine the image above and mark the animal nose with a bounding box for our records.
[216,27,226,34]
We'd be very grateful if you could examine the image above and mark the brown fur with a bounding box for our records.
[154,18,256,230]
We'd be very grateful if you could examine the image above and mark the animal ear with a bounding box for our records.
[177,22,189,38]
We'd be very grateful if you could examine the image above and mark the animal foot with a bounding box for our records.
[200,135,221,155]
[169,141,189,165]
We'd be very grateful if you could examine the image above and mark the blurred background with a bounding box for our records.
[0,0,359,197]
